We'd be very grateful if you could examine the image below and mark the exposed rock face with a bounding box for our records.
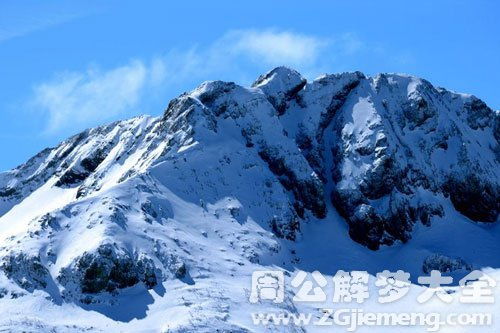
[422,254,472,274]
[58,244,158,298]
[444,173,499,222]
[56,147,109,188]
[0,253,50,292]
[258,146,326,220]
[253,66,307,115]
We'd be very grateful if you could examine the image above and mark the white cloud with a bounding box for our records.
[142,29,330,84]
[147,29,332,86]
[34,60,164,134]
[221,29,328,67]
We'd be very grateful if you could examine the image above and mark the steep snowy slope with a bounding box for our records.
[255,68,498,249]
[0,67,498,332]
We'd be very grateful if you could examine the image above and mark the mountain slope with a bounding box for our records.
[0,67,498,332]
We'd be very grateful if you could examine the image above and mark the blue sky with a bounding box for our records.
[1,0,499,171]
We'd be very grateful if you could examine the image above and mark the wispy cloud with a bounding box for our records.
[34,60,165,134]
[0,2,96,43]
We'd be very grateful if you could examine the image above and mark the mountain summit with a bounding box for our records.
[0,67,498,331]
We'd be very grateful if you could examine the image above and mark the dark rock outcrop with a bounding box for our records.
[0,254,50,292]
[58,244,158,296]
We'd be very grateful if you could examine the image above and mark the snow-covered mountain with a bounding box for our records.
[0,67,498,332]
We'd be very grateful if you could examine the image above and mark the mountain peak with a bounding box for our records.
[252,66,306,115]
[252,66,304,88]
